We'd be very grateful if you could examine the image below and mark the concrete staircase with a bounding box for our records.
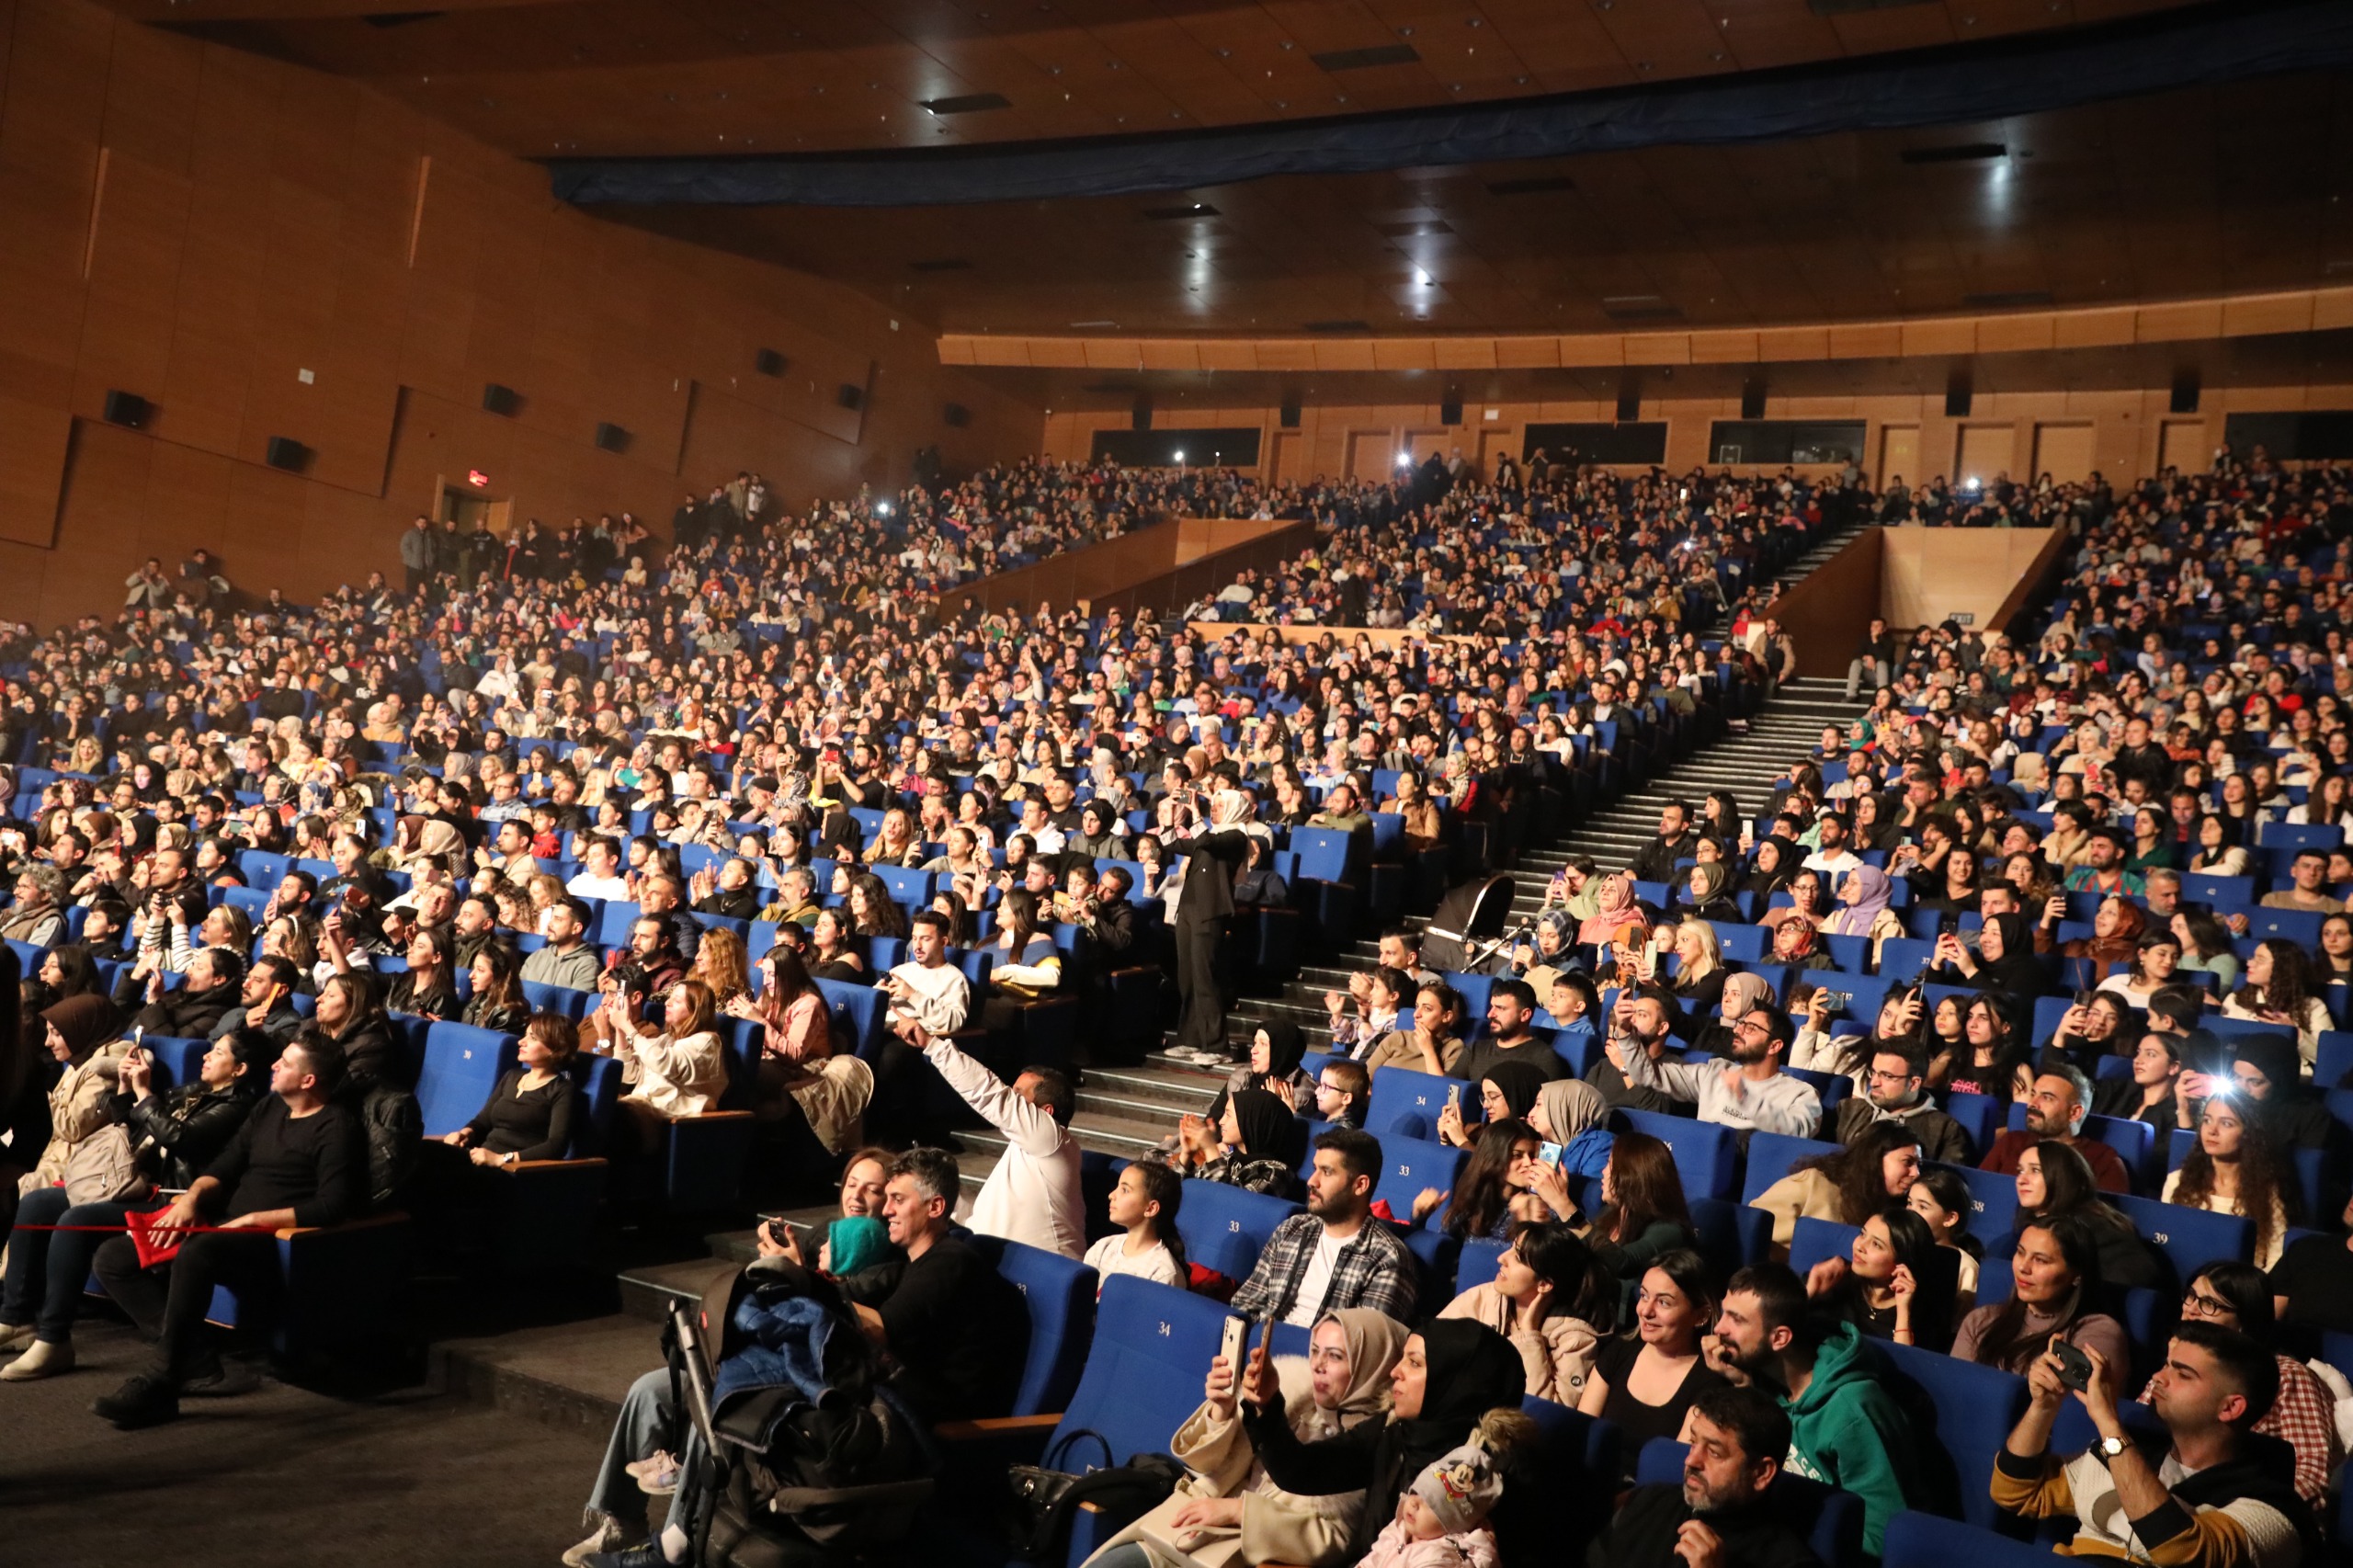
[961,526,1878,1173]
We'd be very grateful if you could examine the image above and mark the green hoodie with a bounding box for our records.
[1779,1323,1918,1555]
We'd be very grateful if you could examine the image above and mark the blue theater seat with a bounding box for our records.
[1366,1066,1457,1142]
[1617,1108,1736,1200]
[1176,1179,1301,1283]
[968,1234,1096,1417]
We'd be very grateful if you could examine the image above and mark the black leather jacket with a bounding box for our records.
[116,1081,262,1190]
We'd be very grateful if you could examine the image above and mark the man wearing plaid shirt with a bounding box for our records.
[1229,1129,1415,1327]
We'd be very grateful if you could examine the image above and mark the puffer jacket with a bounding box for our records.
[117,1080,264,1190]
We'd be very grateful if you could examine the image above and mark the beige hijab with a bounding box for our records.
[1307,1307,1410,1434]
[1534,1078,1608,1144]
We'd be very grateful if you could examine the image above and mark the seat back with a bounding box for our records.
[1617,1108,1736,1200]
[814,977,890,1062]
[1881,1510,2069,1568]
[1789,1217,1863,1279]
[1690,1196,1773,1279]
[1049,1277,1229,1468]
[1372,1135,1466,1221]
[1514,1397,1624,1558]
[1877,1339,2029,1529]
[2108,1192,2252,1284]
[1365,1066,1457,1142]
[415,1021,520,1137]
[1741,1132,1843,1204]
[967,1234,1097,1417]
[1926,1160,2021,1241]
[1176,1179,1302,1282]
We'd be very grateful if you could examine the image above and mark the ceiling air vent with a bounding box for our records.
[1963,290,2053,308]
[1486,175,1576,196]
[361,10,445,26]
[920,92,1011,115]
[1901,142,2006,165]
[909,257,972,272]
[1602,296,1683,323]
[1303,320,1373,334]
[1312,44,1419,72]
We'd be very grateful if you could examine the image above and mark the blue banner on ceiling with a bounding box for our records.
[547,1,2353,209]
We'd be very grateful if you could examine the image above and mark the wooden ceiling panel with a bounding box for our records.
[124,0,2207,157]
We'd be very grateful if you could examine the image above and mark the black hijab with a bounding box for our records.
[1739,837,1799,899]
[1480,1061,1549,1123]
[1972,911,2050,997]
[1350,1321,1530,1559]
[1225,1087,1296,1160]
[1257,1019,1307,1082]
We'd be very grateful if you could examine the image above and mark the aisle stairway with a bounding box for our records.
[960,525,1881,1175]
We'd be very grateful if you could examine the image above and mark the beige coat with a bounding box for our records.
[1437,1280,1600,1405]
[1750,1166,1844,1255]
[23,1040,132,1193]
[1084,1358,1368,1568]
[620,1028,727,1118]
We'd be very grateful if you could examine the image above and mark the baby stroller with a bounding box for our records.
[1420,874,1517,973]
[661,1261,936,1567]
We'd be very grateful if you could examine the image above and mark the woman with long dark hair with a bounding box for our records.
[1803,1203,1954,1351]
[1996,1138,2160,1289]
[1411,1119,1537,1241]
[1576,1131,1696,1280]
[1575,1248,1727,1467]
[1438,1219,1620,1404]
[1950,1212,2127,1374]
[2224,938,2329,1063]
[1750,1119,1922,1257]
[1934,992,2029,1103]
[2163,1095,2295,1269]
[2092,1031,2185,1133]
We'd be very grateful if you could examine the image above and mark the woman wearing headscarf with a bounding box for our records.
[1219,1021,1314,1110]
[1529,1078,1613,1180]
[17,995,130,1197]
[1688,971,1777,1059]
[1490,909,1574,994]
[1240,1320,1539,1566]
[1576,871,1641,949]
[1674,862,1741,925]
[1931,910,2050,999]
[1737,837,1798,903]
[1174,1087,1303,1200]
[1823,863,1904,967]
[1085,1309,1410,1568]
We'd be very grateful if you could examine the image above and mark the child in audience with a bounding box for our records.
[1083,1160,1187,1293]
[1360,1439,1505,1568]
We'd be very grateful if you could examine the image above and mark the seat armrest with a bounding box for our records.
[274,1210,413,1241]
[933,1413,1062,1441]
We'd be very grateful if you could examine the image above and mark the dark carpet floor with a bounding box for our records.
[0,1320,608,1568]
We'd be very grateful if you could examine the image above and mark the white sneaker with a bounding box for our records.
[562,1517,635,1568]
[1,1339,74,1381]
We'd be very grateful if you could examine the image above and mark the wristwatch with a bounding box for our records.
[2096,1436,2129,1464]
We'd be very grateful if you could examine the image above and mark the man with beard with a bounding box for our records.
[1977,1063,2130,1192]
[1612,1004,1822,1137]
[1701,1265,1918,1557]
[1227,1129,1414,1328]
[1586,1385,1823,1568]
[1832,1040,1972,1164]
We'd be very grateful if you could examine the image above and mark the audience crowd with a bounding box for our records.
[2,443,2350,1568]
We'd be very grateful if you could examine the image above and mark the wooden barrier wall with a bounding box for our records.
[938,517,1313,625]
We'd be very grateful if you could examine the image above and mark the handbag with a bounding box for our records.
[1003,1428,1182,1561]
[63,1125,146,1206]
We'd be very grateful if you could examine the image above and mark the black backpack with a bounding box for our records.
[1003,1428,1185,1562]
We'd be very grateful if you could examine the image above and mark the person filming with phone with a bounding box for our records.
[1995,1324,2315,1567]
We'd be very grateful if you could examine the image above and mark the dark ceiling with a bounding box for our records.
[138,0,2202,158]
[605,70,2353,335]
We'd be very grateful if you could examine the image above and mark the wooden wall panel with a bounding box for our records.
[0,0,1045,626]
[0,394,69,546]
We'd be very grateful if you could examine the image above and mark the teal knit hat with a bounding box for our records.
[827,1215,891,1278]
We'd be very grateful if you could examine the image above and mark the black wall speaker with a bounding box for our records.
[1279,399,1302,429]
[755,348,787,378]
[1615,388,1641,423]
[2170,369,2201,415]
[943,403,970,428]
[594,422,631,453]
[837,383,864,410]
[1440,393,1463,426]
[1131,397,1152,432]
[1741,378,1767,421]
[264,437,311,472]
[103,391,150,429]
[483,382,521,416]
[1945,372,1972,419]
